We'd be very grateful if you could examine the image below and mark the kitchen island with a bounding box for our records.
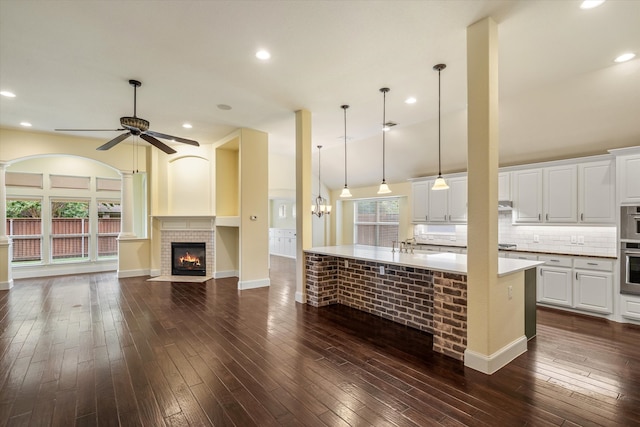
[304,245,542,361]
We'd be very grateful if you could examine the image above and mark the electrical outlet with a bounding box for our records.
[379,266,385,275]
[533,234,540,243]
[570,235,577,244]
[345,260,349,269]
[508,286,513,300]
[577,236,585,245]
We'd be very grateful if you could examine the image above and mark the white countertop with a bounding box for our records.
[305,245,543,277]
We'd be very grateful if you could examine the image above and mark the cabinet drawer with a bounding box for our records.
[620,295,640,321]
[539,255,572,268]
[284,229,296,238]
[574,258,613,272]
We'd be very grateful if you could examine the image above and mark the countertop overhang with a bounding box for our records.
[305,245,544,277]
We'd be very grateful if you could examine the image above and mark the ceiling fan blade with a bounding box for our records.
[55,128,125,132]
[145,130,200,146]
[96,132,131,151]
[140,134,177,155]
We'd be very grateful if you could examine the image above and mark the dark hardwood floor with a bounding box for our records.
[1,255,639,426]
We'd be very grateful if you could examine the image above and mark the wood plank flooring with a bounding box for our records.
[1,255,639,426]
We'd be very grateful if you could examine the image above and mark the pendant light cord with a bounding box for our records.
[318,145,322,199]
[437,67,442,177]
[381,88,388,183]
[343,105,348,187]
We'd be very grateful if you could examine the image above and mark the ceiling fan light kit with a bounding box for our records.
[55,79,199,155]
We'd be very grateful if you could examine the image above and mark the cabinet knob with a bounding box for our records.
[546,213,549,221]
[580,213,584,221]
[538,213,541,220]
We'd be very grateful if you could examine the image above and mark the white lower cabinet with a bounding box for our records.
[573,258,613,314]
[269,228,296,258]
[620,294,640,321]
[538,265,573,307]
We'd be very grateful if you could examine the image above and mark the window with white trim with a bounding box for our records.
[354,198,399,247]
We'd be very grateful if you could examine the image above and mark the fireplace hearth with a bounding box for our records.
[171,242,206,276]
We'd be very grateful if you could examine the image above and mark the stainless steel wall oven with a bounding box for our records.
[621,242,640,295]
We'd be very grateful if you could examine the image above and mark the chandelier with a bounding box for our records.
[312,145,331,217]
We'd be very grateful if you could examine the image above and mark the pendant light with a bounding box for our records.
[432,64,449,191]
[340,104,353,198]
[377,87,391,194]
[311,145,332,217]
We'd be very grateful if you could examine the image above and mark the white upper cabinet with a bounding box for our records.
[428,180,449,223]
[411,181,429,223]
[447,177,467,223]
[618,153,640,204]
[578,160,615,224]
[513,169,543,223]
[544,165,578,223]
[498,172,511,201]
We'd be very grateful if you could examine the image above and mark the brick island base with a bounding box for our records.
[305,252,468,361]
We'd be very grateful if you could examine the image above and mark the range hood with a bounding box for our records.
[498,200,513,211]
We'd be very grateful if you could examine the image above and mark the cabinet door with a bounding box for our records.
[448,177,467,223]
[579,160,615,224]
[411,181,429,223]
[618,154,640,204]
[544,165,577,223]
[498,172,511,201]
[538,267,572,307]
[573,270,613,314]
[513,169,542,223]
[428,181,448,223]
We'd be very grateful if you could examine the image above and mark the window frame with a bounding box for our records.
[353,197,400,247]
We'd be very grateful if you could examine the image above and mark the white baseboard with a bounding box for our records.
[295,291,306,304]
[464,335,528,375]
[117,269,150,278]
[150,269,161,277]
[238,278,270,290]
[0,280,13,290]
[214,270,239,279]
[12,261,117,279]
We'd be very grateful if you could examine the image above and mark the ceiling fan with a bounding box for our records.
[55,79,199,154]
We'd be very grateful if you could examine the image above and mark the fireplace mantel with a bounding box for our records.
[152,215,215,231]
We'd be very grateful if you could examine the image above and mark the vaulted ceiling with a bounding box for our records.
[1,1,638,190]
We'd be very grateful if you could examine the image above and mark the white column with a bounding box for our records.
[119,171,136,239]
[0,162,13,289]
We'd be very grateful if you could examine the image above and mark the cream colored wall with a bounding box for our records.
[239,128,269,283]
[269,153,296,200]
[216,143,239,217]
[329,181,412,246]
[215,226,239,273]
[270,199,296,229]
[168,154,212,215]
[0,128,146,172]
[117,239,150,273]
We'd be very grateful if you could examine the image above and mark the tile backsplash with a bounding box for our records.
[414,211,617,257]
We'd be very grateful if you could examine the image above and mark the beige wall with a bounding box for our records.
[0,127,147,172]
[215,226,239,274]
[329,181,412,246]
[215,142,239,217]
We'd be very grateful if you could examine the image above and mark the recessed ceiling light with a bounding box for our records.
[614,53,636,63]
[182,123,192,129]
[405,97,417,104]
[20,122,32,127]
[217,104,232,111]
[580,0,605,9]
[0,90,16,98]
[256,49,271,60]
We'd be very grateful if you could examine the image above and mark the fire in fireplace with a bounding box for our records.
[171,242,206,276]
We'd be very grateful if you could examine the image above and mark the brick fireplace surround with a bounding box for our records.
[153,216,215,277]
[305,252,468,361]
